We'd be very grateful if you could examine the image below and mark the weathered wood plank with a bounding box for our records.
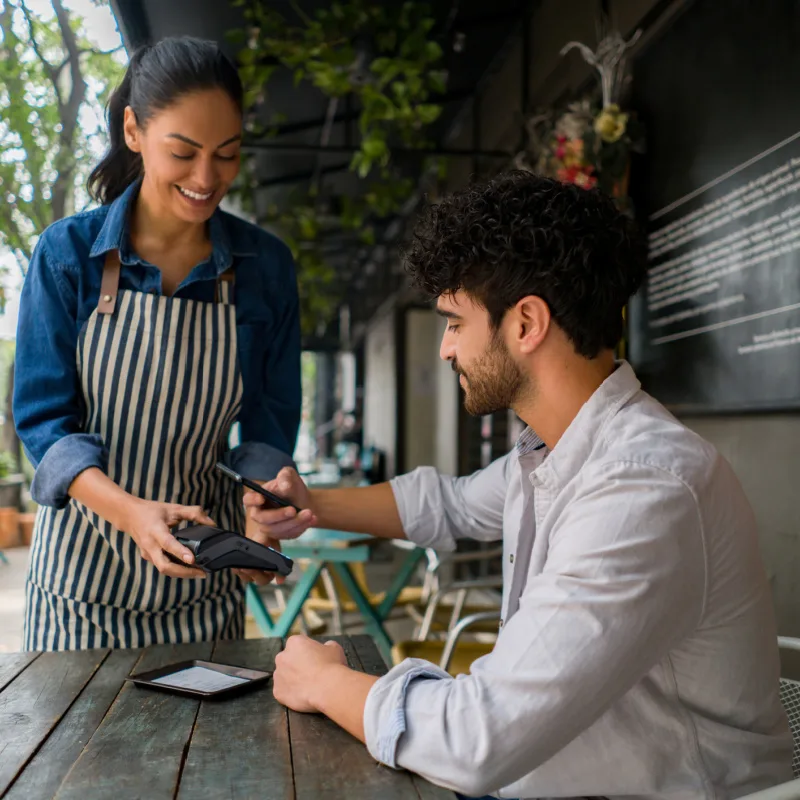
[52,641,213,800]
[289,635,419,799]
[345,636,459,800]
[176,638,292,800]
[350,634,389,676]
[0,652,39,693]
[0,649,108,797]
[5,649,141,800]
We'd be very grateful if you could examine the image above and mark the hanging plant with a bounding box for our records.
[228,1,449,335]
[515,20,644,205]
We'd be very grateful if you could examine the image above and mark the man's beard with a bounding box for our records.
[452,333,527,416]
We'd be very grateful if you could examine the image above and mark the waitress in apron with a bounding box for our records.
[13,37,304,651]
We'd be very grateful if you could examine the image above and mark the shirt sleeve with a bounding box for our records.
[365,460,707,798]
[389,453,511,550]
[236,242,301,462]
[13,235,107,508]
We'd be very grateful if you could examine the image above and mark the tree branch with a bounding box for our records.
[55,44,124,79]
[19,0,59,97]
[49,0,87,220]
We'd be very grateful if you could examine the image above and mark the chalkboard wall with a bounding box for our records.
[628,0,800,412]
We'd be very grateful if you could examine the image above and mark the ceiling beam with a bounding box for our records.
[242,141,513,158]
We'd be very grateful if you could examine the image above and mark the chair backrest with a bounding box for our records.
[779,677,800,778]
[778,637,800,778]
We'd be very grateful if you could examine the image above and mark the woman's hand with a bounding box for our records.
[235,468,317,587]
[121,499,214,579]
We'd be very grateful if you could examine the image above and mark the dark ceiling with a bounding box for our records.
[109,0,528,347]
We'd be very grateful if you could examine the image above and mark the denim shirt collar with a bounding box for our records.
[88,179,246,274]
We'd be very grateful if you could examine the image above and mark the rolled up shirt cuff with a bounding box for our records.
[364,658,450,768]
[390,469,456,550]
[30,433,108,509]
[222,441,296,482]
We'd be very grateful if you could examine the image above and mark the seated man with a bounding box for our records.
[243,172,792,799]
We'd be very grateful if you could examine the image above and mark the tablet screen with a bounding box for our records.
[151,665,250,693]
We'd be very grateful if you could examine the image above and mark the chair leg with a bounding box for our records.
[448,588,468,633]
[321,567,343,635]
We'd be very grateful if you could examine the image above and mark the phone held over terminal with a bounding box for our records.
[214,462,302,513]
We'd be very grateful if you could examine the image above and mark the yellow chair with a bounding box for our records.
[393,610,501,676]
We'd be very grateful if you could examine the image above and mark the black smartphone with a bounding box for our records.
[215,462,302,513]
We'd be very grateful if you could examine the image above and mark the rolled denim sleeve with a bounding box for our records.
[13,234,107,508]
[389,454,511,550]
[222,441,296,481]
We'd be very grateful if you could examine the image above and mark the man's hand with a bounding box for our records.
[235,467,318,586]
[244,467,318,541]
[273,636,348,713]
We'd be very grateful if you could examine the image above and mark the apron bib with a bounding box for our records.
[24,251,246,651]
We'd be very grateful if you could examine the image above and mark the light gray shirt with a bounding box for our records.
[364,362,792,799]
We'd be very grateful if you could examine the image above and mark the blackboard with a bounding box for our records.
[627,0,800,412]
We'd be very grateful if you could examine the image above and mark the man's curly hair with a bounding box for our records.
[405,171,647,359]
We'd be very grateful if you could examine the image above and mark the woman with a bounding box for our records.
[13,37,301,651]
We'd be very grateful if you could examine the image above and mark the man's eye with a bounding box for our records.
[447,324,459,333]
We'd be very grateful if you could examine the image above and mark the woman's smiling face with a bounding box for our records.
[123,87,242,223]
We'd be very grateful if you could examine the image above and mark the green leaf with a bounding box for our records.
[415,104,441,125]
[238,47,255,65]
[428,69,447,94]
[424,40,442,62]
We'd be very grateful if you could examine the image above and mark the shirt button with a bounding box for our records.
[509,554,514,564]
[499,619,504,628]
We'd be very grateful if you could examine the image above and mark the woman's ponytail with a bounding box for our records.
[87,48,148,205]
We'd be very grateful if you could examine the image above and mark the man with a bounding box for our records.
[243,173,792,799]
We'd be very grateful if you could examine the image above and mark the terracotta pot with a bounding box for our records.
[19,512,36,546]
[0,507,20,549]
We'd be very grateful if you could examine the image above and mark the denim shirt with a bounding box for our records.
[13,181,301,508]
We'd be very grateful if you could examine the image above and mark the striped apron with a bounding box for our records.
[24,251,246,651]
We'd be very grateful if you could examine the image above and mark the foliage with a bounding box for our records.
[0,449,17,478]
[0,0,125,298]
[228,0,448,334]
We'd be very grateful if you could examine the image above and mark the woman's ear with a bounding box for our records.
[123,106,141,153]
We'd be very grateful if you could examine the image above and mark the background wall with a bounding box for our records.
[361,0,800,636]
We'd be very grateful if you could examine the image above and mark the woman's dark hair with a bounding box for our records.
[405,171,648,359]
[88,37,243,205]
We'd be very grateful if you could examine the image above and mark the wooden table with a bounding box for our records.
[0,636,457,800]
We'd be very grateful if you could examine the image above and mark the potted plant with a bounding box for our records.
[0,451,21,548]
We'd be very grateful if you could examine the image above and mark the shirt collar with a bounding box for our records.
[527,360,642,490]
[89,179,243,274]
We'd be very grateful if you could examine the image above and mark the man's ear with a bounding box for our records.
[511,296,550,354]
